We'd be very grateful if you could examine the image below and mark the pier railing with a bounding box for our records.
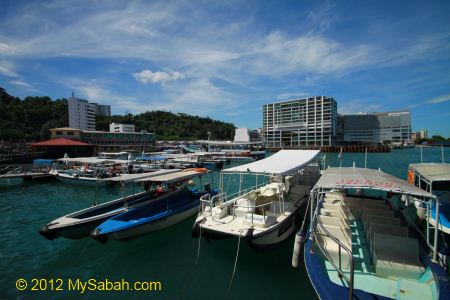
[311,197,354,300]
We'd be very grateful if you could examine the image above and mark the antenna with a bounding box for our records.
[72,91,75,98]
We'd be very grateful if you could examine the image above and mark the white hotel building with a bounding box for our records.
[68,97,97,131]
[262,96,338,148]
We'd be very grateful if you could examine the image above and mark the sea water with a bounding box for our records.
[0,147,448,300]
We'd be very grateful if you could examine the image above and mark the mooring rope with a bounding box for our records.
[300,193,312,233]
[226,232,241,296]
[195,226,201,266]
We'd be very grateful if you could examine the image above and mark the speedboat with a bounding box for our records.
[39,169,181,240]
[301,167,450,300]
[192,150,322,251]
[90,169,211,243]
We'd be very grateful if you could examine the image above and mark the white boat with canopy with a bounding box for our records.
[192,150,322,251]
[408,162,450,272]
[301,167,450,300]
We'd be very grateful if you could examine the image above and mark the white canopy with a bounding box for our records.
[108,169,181,183]
[136,169,208,183]
[223,150,320,176]
[315,167,435,198]
[409,163,450,183]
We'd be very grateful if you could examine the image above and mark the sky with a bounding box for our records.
[0,0,449,136]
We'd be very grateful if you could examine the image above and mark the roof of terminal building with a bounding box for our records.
[30,138,92,147]
[49,127,81,131]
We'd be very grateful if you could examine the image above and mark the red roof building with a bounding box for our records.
[30,138,94,158]
[30,138,91,147]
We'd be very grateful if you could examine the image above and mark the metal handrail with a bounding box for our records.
[311,201,354,300]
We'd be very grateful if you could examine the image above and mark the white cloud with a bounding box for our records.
[0,42,17,55]
[277,92,309,100]
[0,61,19,77]
[133,70,184,84]
[7,80,37,91]
[338,99,382,114]
[425,93,450,104]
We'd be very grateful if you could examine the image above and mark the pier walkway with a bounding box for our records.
[0,164,53,180]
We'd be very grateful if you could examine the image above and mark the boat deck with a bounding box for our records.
[316,192,435,299]
[320,220,434,299]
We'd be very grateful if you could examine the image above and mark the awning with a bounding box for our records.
[409,163,450,183]
[223,150,320,176]
[315,167,435,198]
[108,169,181,183]
[136,169,208,183]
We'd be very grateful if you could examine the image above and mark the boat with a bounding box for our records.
[194,140,266,160]
[408,162,450,271]
[90,169,212,243]
[49,157,125,185]
[38,169,181,240]
[301,166,450,300]
[192,150,322,251]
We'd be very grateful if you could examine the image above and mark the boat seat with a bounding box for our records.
[320,207,351,222]
[319,215,352,239]
[373,233,424,280]
[325,191,346,201]
[243,213,277,228]
[364,215,401,242]
[210,205,228,219]
[362,208,395,227]
[315,228,352,270]
[368,223,409,257]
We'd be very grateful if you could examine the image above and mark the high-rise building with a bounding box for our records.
[92,103,112,116]
[341,111,411,144]
[68,97,96,131]
[263,96,337,148]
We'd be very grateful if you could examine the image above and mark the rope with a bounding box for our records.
[226,233,241,296]
[299,193,312,233]
[195,226,201,266]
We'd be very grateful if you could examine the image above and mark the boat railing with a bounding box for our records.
[311,198,354,300]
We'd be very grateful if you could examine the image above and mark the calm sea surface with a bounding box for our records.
[1,147,449,300]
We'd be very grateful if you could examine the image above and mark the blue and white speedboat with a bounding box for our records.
[301,167,450,300]
[90,169,211,243]
[39,169,182,240]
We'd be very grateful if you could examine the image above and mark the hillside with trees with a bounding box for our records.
[0,87,235,141]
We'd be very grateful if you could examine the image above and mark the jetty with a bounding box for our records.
[0,164,53,181]
[268,145,391,153]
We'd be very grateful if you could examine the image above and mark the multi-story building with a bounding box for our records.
[411,129,428,140]
[48,127,156,153]
[109,122,135,133]
[92,103,112,116]
[234,127,262,142]
[341,111,411,144]
[80,130,155,152]
[263,96,337,148]
[68,97,97,131]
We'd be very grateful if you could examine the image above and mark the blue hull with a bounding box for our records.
[304,236,450,300]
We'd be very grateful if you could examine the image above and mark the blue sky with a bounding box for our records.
[1,0,449,136]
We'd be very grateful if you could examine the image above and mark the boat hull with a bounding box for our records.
[93,203,199,242]
[39,191,153,240]
[54,173,111,186]
[194,204,301,252]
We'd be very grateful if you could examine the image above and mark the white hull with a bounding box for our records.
[54,173,111,185]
